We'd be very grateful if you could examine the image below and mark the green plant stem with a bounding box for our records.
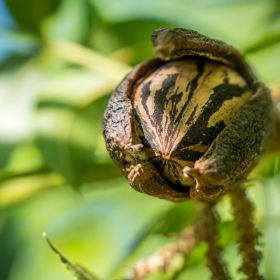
[0,172,65,207]
[47,40,131,82]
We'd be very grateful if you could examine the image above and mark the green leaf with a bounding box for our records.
[42,0,91,43]
[0,214,19,280]
[153,201,196,234]
[91,0,279,50]
[5,180,171,280]
[0,61,45,142]
[35,95,119,187]
[247,41,280,84]
[5,0,61,35]
[0,60,47,182]
[33,42,129,187]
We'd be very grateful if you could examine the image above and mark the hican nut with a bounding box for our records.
[103,27,276,202]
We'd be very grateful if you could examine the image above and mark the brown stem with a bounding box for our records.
[230,185,264,280]
[127,226,197,280]
[195,202,231,280]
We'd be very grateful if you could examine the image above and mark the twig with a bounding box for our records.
[127,201,231,280]
[47,40,130,81]
[43,233,99,280]
[127,226,197,280]
[230,185,264,280]
[195,202,231,280]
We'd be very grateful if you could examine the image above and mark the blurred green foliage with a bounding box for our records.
[0,0,280,279]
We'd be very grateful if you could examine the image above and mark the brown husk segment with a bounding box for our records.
[151,28,256,84]
[103,59,163,154]
[190,83,272,201]
[104,59,191,201]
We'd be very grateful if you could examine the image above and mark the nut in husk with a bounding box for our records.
[103,28,272,202]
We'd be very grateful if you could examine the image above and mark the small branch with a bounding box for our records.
[230,185,264,280]
[127,226,197,280]
[47,40,131,82]
[127,201,231,280]
[43,233,99,280]
[195,202,231,280]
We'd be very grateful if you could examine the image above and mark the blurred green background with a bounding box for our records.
[0,0,280,279]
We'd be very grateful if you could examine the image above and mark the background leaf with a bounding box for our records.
[0,0,280,279]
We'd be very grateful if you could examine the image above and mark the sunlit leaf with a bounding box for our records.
[91,0,278,49]
[0,62,45,141]
[247,42,280,84]
[35,95,119,187]
[5,181,171,280]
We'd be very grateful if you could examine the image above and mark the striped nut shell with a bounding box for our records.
[103,28,272,202]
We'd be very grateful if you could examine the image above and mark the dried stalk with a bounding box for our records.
[43,233,99,280]
[127,226,197,280]
[128,201,231,280]
[195,202,231,280]
[230,185,264,280]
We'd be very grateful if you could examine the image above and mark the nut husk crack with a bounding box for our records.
[103,28,272,202]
